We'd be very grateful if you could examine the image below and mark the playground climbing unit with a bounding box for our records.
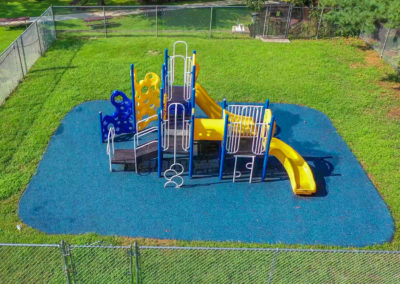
[99,41,317,195]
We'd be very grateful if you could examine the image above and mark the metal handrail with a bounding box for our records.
[106,127,115,172]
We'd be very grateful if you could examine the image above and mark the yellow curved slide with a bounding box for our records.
[194,83,316,195]
[269,138,316,195]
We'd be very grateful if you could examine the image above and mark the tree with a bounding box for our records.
[280,0,320,7]
[246,0,265,11]
[321,0,400,36]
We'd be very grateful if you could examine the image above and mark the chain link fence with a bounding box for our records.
[0,4,398,106]
[361,24,400,70]
[52,4,340,40]
[2,242,400,283]
[0,7,56,105]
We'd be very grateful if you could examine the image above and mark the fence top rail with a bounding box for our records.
[139,245,400,254]
[51,4,330,9]
[52,5,250,9]
[70,244,131,249]
[0,243,60,248]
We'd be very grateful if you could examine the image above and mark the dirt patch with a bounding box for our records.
[364,50,384,68]
[119,237,179,246]
[378,81,400,91]
[346,40,385,69]
[377,80,400,121]
[388,106,400,121]
[350,62,363,69]
[147,50,160,56]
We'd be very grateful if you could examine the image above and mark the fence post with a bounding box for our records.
[19,37,28,74]
[285,4,293,39]
[267,248,279,284]
[15,40,25,78]
[262,6,268,37]
[35,21,43,55]
[316,8,324,39]
[51,5,57,39]
[128,244,134,284]
[60,241,72,284]
[156,6,158,37]
[209,7,213,39]
[134,242,140,284]
[265,5,271,38]
[380,27,391,58]
[103,6,107,38]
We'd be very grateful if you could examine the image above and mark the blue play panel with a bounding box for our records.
[19,101,394,246]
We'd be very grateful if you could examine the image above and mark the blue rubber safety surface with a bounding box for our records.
[19,101,394,246]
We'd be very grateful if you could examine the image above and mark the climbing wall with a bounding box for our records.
[134,70,160,130]
[100,70,160,142]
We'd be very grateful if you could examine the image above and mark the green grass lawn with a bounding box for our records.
[1,34,400,283]
[53,6,252,39]
[0,1,146,19]
[0,0,227,52]
[0,36,399,250]
[0,27,26,51]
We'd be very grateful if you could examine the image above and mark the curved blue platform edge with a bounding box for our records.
[18,101,394,247]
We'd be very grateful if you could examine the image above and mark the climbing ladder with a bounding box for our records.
[162,103,191,188]
[166,41,193,103]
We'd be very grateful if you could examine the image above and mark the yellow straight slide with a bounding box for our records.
[195,83,226,119]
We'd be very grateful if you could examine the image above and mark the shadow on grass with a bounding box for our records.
[352,42,372,52]
[30,66,78,73]
[382,71,400,84]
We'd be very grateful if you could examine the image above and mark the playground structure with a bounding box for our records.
[99,41,316,195]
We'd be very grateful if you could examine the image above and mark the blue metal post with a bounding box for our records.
[161,64,165,90]
[188,108,195,178]
[160,87,164,115]
[218,98,227,163]
[164,49,168,98]
[219,114,229,180]
[264,99,270,109]
[130,64,136,133]
[99,111,104,143]
[190,64,196,110]
[157,110,163,178]
[262,99,270,121]
[164,48,168,73]
[261,115,275,181]
[160,64,165,112]
[222,98,227,116]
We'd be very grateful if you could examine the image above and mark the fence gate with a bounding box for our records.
[262,4,292,39]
